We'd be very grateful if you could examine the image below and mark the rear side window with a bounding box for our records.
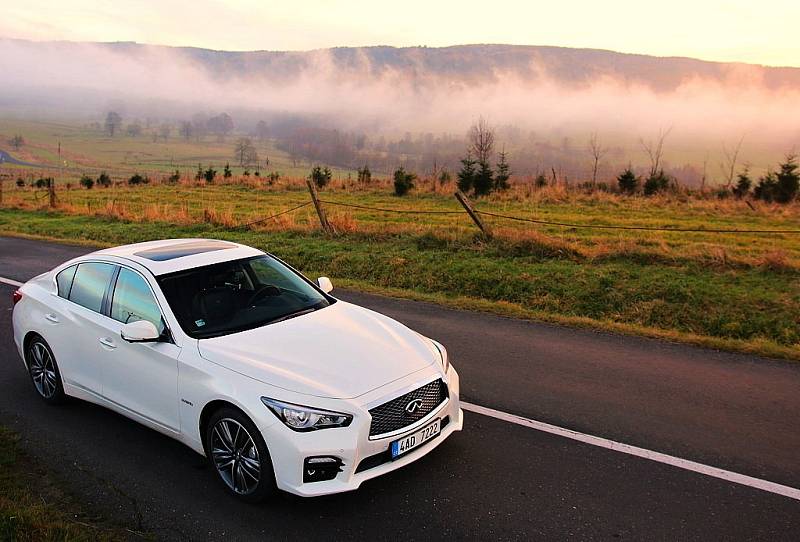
[111,268,165,334]
[69,262,115,313]
[56,265,77,298]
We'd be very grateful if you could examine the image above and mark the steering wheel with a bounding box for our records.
[246,284,281,306]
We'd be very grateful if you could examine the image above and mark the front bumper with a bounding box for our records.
[264,366,463,497]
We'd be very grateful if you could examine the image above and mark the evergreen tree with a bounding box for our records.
[457,152,477,193]
[473,160,494,197]
[494,151,511,191]
[617,167,639,194]
[223,163,232,179]
[393,167,416,196]
[196,163,204,181]
[754,171,778,202]
[732,167,752,199]
[775,154,799,203]
[310,165,332,188]
[643,170,671,196]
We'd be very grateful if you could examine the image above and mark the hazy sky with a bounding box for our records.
[2,0,799,67]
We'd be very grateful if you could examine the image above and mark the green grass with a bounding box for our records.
[0,425,141,541]
[0,118,361,180]
[1,204,798,360]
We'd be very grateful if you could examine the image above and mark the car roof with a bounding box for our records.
[89,238,264,276]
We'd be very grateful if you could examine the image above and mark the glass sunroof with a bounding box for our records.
[134,240,237,261]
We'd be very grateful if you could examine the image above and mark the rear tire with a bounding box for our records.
[25,335,66,404]
[205,407,276,503]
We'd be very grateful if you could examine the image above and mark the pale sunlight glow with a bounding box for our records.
[1,0,798,66]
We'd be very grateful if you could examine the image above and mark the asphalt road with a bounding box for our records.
[0,148,45,167]
[1,236,799,540]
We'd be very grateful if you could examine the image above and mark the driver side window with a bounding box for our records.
[111,268,165,334]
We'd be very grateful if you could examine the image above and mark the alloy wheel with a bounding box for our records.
[29,341,58,399]
[210,418,262,495]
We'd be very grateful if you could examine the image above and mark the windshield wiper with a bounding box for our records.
[265,307,318,325]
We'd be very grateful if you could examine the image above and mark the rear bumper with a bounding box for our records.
[266,367,462,497]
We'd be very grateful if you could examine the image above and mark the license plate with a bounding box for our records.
[390,419,441,459]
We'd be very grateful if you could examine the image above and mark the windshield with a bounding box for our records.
[157,255,333,339]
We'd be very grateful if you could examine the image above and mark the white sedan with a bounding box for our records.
[11,239,462,501]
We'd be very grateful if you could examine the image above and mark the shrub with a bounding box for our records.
[15,178,24,188]
[203,167,217,183]
[393,167,416,196]
[79,174,94,189]
[128,174,149,186]
[438,170,452,185]
[33,178,48,189]
[643,170,671,196]
[223,163,232,179]
[534,174,548,188]
[310,165,332,188]
[167,170,181,184]
[267,172,280,184]
[357,164,372,184]
[733,168,752,199]
[97,172,112,188]
[754,172,778,202]
[617,168,639,194]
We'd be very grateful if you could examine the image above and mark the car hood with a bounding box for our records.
[197,301,439,399]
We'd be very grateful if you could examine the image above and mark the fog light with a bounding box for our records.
[303,456,343,483]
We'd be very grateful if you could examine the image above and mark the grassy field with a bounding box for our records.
[0,425,140,540]
[0,118,360,180]
[0,178,798,360]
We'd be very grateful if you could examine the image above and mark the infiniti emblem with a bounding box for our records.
[405,398,424,414]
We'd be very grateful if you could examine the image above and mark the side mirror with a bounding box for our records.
[317,276,333,294]
[121,320,160,343]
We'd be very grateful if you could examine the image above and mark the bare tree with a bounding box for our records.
[179,121,193,140]
[234,138,258,167]
[588,132,606,187]
[104,111,122,137]
[468,117,495,164]
[639,127,672,178]
[8,135,24,150]
[720,135,745,188]
[159,124,171,142]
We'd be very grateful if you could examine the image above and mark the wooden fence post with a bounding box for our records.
[306,178,334,234]
[48,178,56,208]
[455,190,492,238]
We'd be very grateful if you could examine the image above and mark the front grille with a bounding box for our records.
[368,379,448,437]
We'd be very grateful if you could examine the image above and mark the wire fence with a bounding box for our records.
[243,191,800,236]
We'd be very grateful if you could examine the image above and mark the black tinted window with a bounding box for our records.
[56,265,77,298]
[158,255,332,338]
[111,268,165,334]
[69,262,115,313]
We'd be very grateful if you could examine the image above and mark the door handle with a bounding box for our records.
[99,338,117,349]
[45,313,59,323]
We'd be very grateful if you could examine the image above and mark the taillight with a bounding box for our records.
[12,290,22,305]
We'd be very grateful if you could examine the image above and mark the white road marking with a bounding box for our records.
[462,402,800,502]
[1,274,797,503]
[0,276,23,287]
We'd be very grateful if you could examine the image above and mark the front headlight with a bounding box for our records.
[261,397,353,432]
[431,339,450,374]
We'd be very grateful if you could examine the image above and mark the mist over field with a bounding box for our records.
[2,38,800,179]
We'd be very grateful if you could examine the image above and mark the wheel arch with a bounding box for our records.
[21,330,45,368]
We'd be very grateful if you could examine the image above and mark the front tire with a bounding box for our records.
[205,407,276,503]
[26,336,66,404]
